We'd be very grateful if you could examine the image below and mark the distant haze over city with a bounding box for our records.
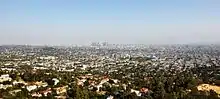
[1,0,220,45]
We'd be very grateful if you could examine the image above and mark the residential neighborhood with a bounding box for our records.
[0,44,220,98]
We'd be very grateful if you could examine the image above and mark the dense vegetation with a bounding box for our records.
[0,64,220,99]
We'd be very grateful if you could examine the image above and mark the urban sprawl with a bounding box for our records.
[0,43,220,99]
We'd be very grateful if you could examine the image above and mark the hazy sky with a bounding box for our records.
[0,0,220,45]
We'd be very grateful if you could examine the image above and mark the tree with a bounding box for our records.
[45,79,55,86]
[16,88,29,98]
[71,81,90,99]
[209,90,219,99]
[84,80,90,87]
[124,92,137,99]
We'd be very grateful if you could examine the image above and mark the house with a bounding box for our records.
[100,77,109,85]
[77,78,87,86]
[122,84,127,90]
[9,89,22,95]
[31,93,42,98]
[96,84,103,92]
[55,96,66,99]
[107,95,114,99]
[27,85,37,92]
[197,84,220,94]
[0,84,12,89]
[13,80,27,86]
[97,91,107,95]
[31,88,52,97]
[0,74,12,83]
[112,79,119,83]
[54,86,68,95]
[140,87,149,93]
[31,81,48,87]
[131,89,141,96]
[26,81,48,92]
[39,88,52,96]
[1,68,16,71]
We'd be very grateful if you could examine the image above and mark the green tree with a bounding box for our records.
[75,85,89,99]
